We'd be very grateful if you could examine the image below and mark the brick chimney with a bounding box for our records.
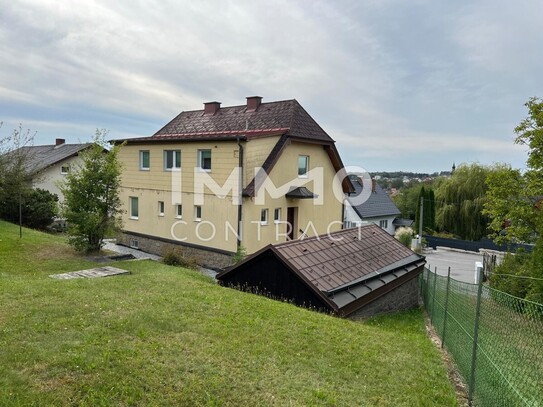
[55,138,65,146]
[204,101,221,116]
[372,179,377,193]
[246,96,262,112]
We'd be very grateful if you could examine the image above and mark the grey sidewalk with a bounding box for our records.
[102,239,217,279]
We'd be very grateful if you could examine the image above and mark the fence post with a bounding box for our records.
[468,268,484,406]
[430,266,438,324]
[441,267,451,349]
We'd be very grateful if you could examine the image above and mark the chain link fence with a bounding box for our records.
[420,267,543,406]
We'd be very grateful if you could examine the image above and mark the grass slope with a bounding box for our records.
[0,220,458,406]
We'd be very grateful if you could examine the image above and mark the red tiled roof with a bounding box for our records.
[154,99,333,142]
[114,99,334,143]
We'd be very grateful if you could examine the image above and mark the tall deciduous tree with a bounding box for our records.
[0,124,38,227]
[484,97,543,303]
[415,186,436,233]
[61,130,123,252]
[434,163,490,241]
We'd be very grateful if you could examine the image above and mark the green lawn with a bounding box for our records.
[0,220,458,406]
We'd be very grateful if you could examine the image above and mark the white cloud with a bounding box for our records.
[0,0,540,171]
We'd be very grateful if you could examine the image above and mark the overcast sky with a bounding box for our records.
[1,0,541,172]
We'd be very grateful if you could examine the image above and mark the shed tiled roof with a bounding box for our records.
[273,225,419,293]
[6,143,92,174]
[218,224,425,314]
[348,177,401,219]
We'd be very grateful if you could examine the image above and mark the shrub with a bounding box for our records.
[232,245,247,264]
[395,227,413,248]
[162,247,199,270]
[0,188,58,229]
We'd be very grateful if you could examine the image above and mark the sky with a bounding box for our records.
[1,0,542,173]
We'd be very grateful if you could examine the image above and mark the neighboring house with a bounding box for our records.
[112,96,354,268]
[217,224,426,319]
[343,175,401,235]
[5,138,93,203]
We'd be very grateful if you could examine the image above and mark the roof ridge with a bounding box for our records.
[176,99,298,114]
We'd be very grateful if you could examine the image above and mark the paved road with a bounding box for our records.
[423,248,483,284]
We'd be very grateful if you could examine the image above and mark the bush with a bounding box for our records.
[232,245,247,264]
[0,188,58,229]
[162,247,199,270]
[489,250,530,299]
[395,227,413,248]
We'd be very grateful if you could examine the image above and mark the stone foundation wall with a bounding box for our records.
[348,277,420,320]
[118,232,235,270]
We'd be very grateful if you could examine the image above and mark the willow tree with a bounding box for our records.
[435,163,490,240]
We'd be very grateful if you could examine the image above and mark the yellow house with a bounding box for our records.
[113,97,353,268]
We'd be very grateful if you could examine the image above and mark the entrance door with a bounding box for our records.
[287,207,297,240]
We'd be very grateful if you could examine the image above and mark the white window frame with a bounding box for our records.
[129,197,139,219]
[60,165,70,175]
[274,208,281,224]
[158,201,165,217]
[261,208,269,225]
[379,219,388,229]
[164,150,181,171]
[140,150,150,170]
[175,204,183,219]
[298,155,309,178]
[198,149,212,172]
[195,206,202,221]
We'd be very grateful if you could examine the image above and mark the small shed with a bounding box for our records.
[217,224,426,319]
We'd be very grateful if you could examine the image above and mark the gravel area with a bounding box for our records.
[103,239,161,260]
[102,239,217,279]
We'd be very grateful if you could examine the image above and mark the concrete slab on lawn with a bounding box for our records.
[50,266,130,280]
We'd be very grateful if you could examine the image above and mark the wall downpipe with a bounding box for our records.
[237,135,244,249]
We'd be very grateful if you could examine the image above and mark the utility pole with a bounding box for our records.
[418,196,423,246]
[19,190,22,238]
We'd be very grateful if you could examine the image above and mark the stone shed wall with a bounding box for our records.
[118,232,235,270]
[348,277,420,320]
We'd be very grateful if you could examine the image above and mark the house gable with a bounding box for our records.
[219,249,334,312]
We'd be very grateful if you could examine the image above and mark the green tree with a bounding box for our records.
[393,182,423,220]
[0,188,58,229]
[484,97,543,302]
[0,124,37,227]
[427,188,436,230]
[61,130,123,252]
[435,163,490,240]
[414,186,436,233]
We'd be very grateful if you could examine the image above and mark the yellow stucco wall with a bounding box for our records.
[118,138,344,255]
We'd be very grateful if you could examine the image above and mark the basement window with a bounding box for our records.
[60,165,70,174]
